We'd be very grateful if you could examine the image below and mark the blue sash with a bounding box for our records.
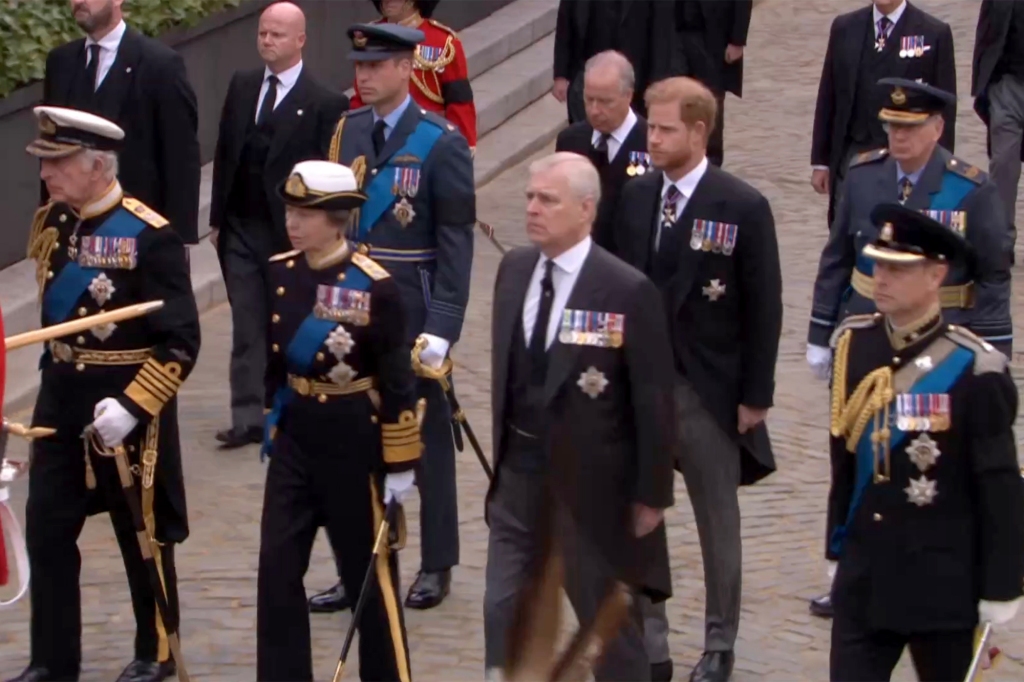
[42,208,146,324]
[357,120,444,240]
[828,345,973,556]
[261,263,373,460]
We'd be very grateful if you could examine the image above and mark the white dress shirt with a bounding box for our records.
[655,156,709,250]
[256,60,304,121]
[84,19,127,89]
[590,108,639,163]
[522,237,593,349]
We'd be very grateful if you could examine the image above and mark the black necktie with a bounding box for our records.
[899,176,914,204]
[372,119,388,156]
[256,75,279,126]
[592,133,611,167]
[84,44,101,92]
[528,260,556,383]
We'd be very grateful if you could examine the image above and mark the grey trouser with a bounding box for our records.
[988,74,1024,230]
[642,382,742,657]
[484,468,649,681]
[222,217,275,431]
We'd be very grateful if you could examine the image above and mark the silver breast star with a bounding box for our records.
[328,362,357,387]
[577,366,608,399]
[325,326,355,360]
[906,433,941,472]
[702,279,726,302]
[90,322,117,342]
[905,476,938,507]
[88,273,115,306]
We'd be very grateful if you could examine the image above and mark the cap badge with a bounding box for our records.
[285,173,308,198]
[891,87,907,106]
[353,31,368,48]
[39,115,57,136]
[880,223,894,241]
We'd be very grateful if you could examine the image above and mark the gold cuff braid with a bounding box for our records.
[381,409,422,464]
[125,359,184,417]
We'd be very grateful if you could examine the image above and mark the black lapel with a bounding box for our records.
[669,166,720,306]
[844,7,871,94]
[267,69,313,164]
[904,147,947,210]
[373,100,421,169]
[495,249,541,416]
[58,40,89,103]
[632,172,663,273]
[94,28,142,121]
[543,246,603,405]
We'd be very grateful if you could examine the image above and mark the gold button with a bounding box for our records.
[276,287,285,296]
[893,357,901,365]
[873,513,883,522]
[272,314,281,323]
[75,363,85,371]
[317,394,327,403]
[53,242,60,250]
[59,214,67,223]
[286,260,295,269]
[272,343,280,352]
[316,352,325,361]
[47,270,54,279]
[337,273,346,281]
[371,415,378,424]
[78,307,88,316]
[76,336,86,345]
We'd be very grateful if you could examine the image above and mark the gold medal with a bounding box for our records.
[626,164,637,177]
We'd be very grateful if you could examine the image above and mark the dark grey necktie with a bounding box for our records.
[256,75,279,125]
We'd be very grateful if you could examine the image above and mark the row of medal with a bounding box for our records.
[921,209,967,237]
[558,309,626,348]
[313,284,372,326]
[898,36,930,59]
[690,219,739,255]
[74,235,138,270]
[626,152,652,177]
[392,167,420,228]
[894,393,951,433]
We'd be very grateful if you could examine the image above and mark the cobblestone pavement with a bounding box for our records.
[3,0,1024,679]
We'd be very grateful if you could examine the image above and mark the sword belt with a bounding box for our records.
[851,269,974,309]
[365,246,437,263]
[287,374,376,400]
[49,341,153,366]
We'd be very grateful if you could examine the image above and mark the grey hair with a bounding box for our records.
[325,209,352,229]
[529,152,602,206]
[79,149,119,181]
[584,50,635,94]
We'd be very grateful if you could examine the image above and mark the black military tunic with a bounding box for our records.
[256,241,418,682]
[825,312,1024,681]
[24,184,200,676]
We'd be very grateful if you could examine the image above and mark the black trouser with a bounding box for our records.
[830,610,974,681]
[26,415,179,678]
[257,430,410,682]
[707,91,726,168]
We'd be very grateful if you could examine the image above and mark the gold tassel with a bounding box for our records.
[328,116,346,163]
[349,155,367,235]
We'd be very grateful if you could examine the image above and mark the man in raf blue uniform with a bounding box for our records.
[805,77,1013,618]
[310,21,474,612]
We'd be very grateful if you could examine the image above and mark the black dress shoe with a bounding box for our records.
[114,659,175,682]
[215,426,262,449]
[809,592,834,618]
[651,659,674,682]
[404,569,451,609]
[6,667,59,682]
[689,651,734,682]
[308,582,351,613]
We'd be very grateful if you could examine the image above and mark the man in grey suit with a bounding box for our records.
[485,151,676,681]
[310,21,475,613]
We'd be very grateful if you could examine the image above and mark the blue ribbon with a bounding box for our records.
[357,120,444,240]
[43,208,146,325]
[829,345,973,556]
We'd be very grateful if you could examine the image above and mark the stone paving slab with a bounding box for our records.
[3,0,1024,680]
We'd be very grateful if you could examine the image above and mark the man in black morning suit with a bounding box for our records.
[810,0,956,226]
[555,51,649,253]
[484,152,676,681]
[209,2,348,450]
[615,78,782,682]
[42,0,201,245]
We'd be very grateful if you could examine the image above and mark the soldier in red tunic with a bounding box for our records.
[350,0,478,152]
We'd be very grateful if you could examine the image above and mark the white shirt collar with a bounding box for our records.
[265,60,303,88]
[542,236,592,275]
[873,0,907,27]
[80,180,124,219]
[661,156,709,200]
[86,19,126,51]
[591,108,638,147]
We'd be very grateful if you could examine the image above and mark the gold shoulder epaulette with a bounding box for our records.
[428,18,457,36]
[849,148,888,168]
[945,156,984,184]
[269,249,302,263]
[352,252,391,280]
[945,324,1007,374]
[122,197,168,229]
[27,202,55,257]
[829,313,882,349]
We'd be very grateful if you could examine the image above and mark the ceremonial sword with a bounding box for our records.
[476,220,507,256]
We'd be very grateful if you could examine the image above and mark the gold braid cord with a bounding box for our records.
[349,155,367,231]
[412,37,456,105]
[328,116,346,163]
[27,204,59,302]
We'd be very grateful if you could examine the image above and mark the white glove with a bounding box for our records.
[383,470,416,505]
[417,333,450,370]
[92,398,139,447]
[979,598,1021,625]
[807,344,832,381]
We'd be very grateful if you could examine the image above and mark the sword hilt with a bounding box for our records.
[411,336,454,382]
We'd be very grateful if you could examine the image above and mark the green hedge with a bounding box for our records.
[0,0,243,98]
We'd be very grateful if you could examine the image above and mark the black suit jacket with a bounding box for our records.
[42,27,201,244]
[614,164,782,484]
[210,67,348,253]
[675,0,752,97]
[555,115,647,253]
[553,0,680,115]
[811,2,957,212]
[971,0,1024,162]
[489,243,676,601]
